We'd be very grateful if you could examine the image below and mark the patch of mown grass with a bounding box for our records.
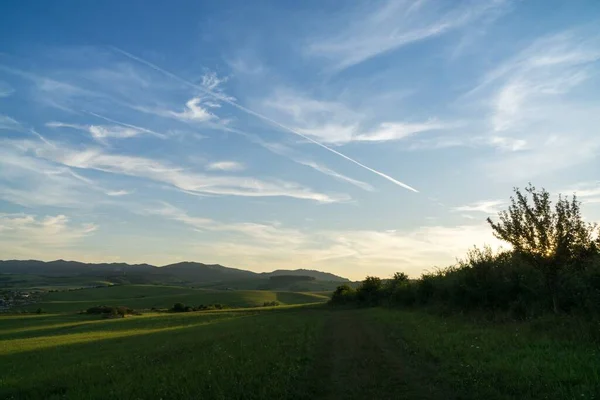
[366,308,600,400]
[0,307,326,399]
[18,284,327,313]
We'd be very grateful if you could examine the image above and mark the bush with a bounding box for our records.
[330,284,357,305]
[263,301,280,307]
[172,303,187,312]
[356,276,383,306]
[86,305,134,317]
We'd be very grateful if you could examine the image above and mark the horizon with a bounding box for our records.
[0,258,351,279]
[1,1,600,281]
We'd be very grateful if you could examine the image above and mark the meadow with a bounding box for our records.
[18,284,329,313]
[2,299,599,399]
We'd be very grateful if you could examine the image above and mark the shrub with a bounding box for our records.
[356,276,383,306]
[330,284,357,305]
[86,305,134,317]
[329,185,600,318]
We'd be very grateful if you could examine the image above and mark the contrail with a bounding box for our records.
[84,110,168,139]
[111,47,418,193]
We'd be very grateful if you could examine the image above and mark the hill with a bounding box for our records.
[262,269,350,282]
[160,261,257,282]
[0,259,349,289]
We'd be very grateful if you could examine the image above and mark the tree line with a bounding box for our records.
[332,185,600,318]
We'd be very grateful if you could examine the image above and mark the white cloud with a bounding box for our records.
[106,190,132,196]
[488,136,527,152]
[144,71,232,123]
[5,139,347,203]
[257,140,374,191]
[355,121,450,142]
[263,90,451,145]
[453,200,504,214]
[114,49,419,193]
[480,31,600,133]
[146,203,307,247]
[206,161,246,172]
[306,0,509,71]
[47,116,166,142]
[146,202,504,278]
[0,213,97,255]
[169,97,215,122]
[296,159,374,192]
[0,115,22,131]
[559,181,600,205]
[472,29,600,180]
[0,146,103,208]
[193,221,502,278]
[0,81,14,97]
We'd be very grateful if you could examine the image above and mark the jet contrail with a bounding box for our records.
[111,46,418,193]
[84,110,168,139]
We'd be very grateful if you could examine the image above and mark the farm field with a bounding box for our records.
[16,284,329,313]
[2,304,599,399]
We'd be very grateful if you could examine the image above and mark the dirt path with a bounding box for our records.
[310,309,449,400]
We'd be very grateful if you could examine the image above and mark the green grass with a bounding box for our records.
[2,302,598,399]
[367,308,600,399]
[0,307,326,399]
[17,284,329,312]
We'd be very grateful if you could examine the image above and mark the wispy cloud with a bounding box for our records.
[146,203,307,246]
[355,121,451,142]
[47,121,146,142]
[185,220,502,278]
[106,190,133,196]
[145,202,503,277]
[471,29,600,180]
[257,140,374,191]
[0,115,22,131]
[168,97,215,122]
[560,181,600,205]
[206,161,246,172]
[112,47,419,193]
[0,145,104,208]
[6,138,347,203]
[47,117,166,142]
[0,213,97,259]
[263,90,452,145]
[295,159,374,192]
[452,200,504,214]
[0,81,14,97]
[305,0,510,71]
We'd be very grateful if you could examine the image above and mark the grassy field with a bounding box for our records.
[17,285,329,313]
[0,307,325,399]
[2,302,599,399]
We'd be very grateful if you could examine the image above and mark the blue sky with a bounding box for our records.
[1,0,599,279]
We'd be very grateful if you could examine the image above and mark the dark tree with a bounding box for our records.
[357,276,383,305]
[487,184,598,313]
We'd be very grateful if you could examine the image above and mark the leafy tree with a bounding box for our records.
[357,276,383,305]
[487,184,598,313]
[330,284,356,304]
[172,302,186,312]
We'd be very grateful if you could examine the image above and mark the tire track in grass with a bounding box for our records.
[311,309,450,400]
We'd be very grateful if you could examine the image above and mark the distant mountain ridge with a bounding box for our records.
[261,269,349,282]
[0,259,350,284]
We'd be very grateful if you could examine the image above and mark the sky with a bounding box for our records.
[1,0,599,280]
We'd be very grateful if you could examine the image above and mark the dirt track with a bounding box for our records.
[310,309,448,400]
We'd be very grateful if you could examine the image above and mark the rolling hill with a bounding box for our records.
[0,259,349,290]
